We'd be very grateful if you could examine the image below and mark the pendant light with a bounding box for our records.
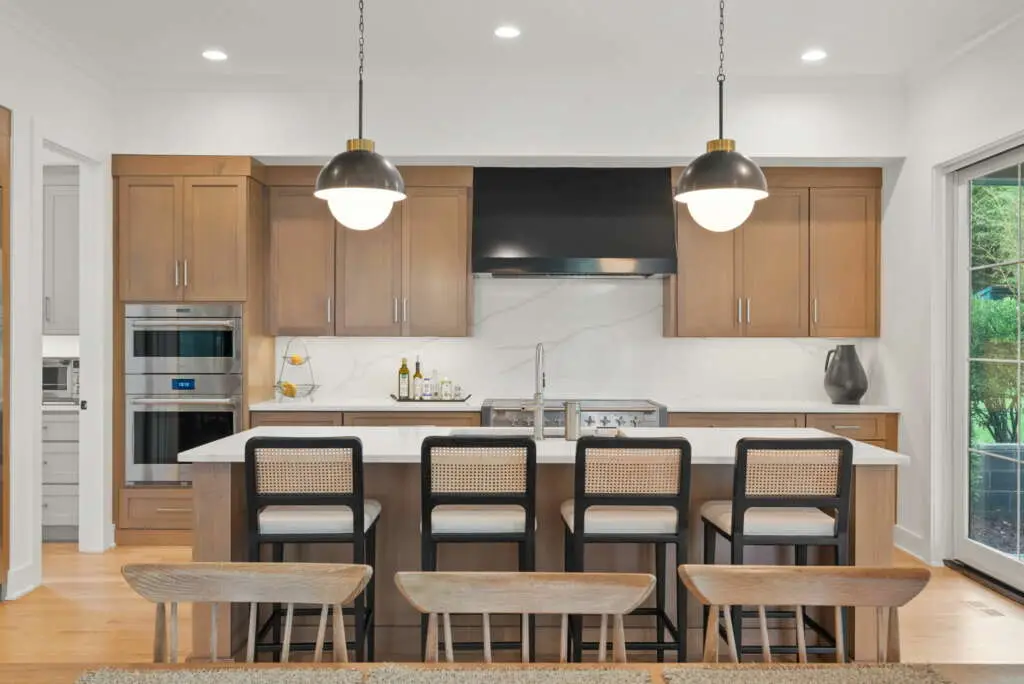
[674,0,767,232]
[315,0,405,231]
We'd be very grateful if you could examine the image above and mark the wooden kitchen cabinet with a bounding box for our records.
[249,411,344,427]
[810,188,880,337]
[117,170,255,303]
[403,187,471,337]
[668,413,805,428]
[343,411,480,427]
[671,206,741,337]
[119,487,193,530]
[336,202,403,336]
[268,187,336,336]
[118,176,183,302]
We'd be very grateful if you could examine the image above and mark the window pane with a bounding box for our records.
[969,360,1020,455]
[971,265,1019,361]
[971,164,1020,267]
[969,450,1020,557]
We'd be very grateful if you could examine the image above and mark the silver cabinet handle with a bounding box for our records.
[183,259,189,288]
[746,298,751,324]
[403,298,408,322]
[174,260,180,287]
[132,320,236,329]
[156,507,193,514]
[813,298,819,324]
[737,298,742,324]
[832,425,862,431]
[394,298,399,323]
[44,296,52,322]
[131,398,236,406]
[327,297,332,324]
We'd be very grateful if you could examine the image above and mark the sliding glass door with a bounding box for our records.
[955,149,1024,588]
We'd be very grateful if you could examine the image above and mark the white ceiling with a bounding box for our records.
[4,0,1023,89]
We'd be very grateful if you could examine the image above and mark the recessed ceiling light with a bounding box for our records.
[801,48,827,63]
[202,49,228,62]
[494,25,521,39]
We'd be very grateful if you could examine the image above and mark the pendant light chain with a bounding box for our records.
[357,0,365,138]
[717,0,726,140]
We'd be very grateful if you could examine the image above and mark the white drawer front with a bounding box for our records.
[42,484,78,526]
[43,444,78,484]
[42,413,79,442]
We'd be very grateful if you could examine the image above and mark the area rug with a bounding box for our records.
[663,664,953,683]
[367,665,651,684]
[78,668,364,684]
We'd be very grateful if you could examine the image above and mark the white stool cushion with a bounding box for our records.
[258,500,382,535]
[560,500,678,535]
[700,500,835,537]
[429,505,529,534]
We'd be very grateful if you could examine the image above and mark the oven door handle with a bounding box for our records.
[130,398,238,407]
[129,320,237,329]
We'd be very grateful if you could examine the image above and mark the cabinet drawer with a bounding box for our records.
[806,414,886,440]
[42,484,78,526]
[343,411,481,427]
[249,411,343,427]
[668,413,805,428]
[42,413,79,442]
[119,488,193,530]
[43,443,78,484]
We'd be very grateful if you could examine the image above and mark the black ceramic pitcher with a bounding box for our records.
[824,344,868,405]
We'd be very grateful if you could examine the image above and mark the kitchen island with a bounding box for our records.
[180,426,907,662]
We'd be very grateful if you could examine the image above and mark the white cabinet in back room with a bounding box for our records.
[43,166,79,335]
[42,410,79,542]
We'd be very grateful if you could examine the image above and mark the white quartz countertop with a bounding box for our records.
[249,396,897,414]
[180,426,909,467]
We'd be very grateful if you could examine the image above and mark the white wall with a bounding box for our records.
[0,9,113,598]
[278,278,881,406]
[882,15,1024,561]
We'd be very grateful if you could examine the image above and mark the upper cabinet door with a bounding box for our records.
[118,176,183,302]
[181,177,247,301]
[43,184,80,334]
[810,188,880,337]
[268,188,336,336]
[674,205,741,337]
[737,189,810,337]
[402,187,470,337]
[335,202,403,336]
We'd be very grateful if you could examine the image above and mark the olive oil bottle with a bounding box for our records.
[413,356,424,400]
[398,357,411,400]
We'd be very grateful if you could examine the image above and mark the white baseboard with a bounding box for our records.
[4,562,41,600]
[894,525,933,564]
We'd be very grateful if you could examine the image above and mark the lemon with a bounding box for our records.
[288,354,305,366]
[280,381,297,398]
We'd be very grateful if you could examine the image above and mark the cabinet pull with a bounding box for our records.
[394,298,399,323]
[832,425,862,431]
[183,260,189,288]
[174,260,180,287]
[746,298,751,324]
[327,297,332,324]
[44,296,52,322]
[813,298,819,324]
[156,507,193,514]
[737,298,742,324]
[403,297,408,322]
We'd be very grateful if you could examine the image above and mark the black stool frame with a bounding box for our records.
[420,435,538,660]
[245,436,378,662]
[703,437,854,660]
[564,436,692,663]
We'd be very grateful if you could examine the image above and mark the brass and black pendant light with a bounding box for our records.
[315,0,405,230]
[674,0,768,232]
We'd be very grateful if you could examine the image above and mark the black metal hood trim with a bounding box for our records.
[472,256,676,276]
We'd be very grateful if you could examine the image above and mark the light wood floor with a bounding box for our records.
[0,545,1022,664]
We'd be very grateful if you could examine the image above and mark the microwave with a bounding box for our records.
[42,357,79,404]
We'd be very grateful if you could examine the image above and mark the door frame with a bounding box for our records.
[0,105,10,598]
[950,147,1024,588]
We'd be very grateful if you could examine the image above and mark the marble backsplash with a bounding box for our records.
[275,278,882,404]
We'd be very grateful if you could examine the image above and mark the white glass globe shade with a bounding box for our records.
[318,187,405,231]
[679,188,768,232]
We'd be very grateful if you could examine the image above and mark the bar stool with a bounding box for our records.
[420,435,537,660]
[245,436,380,662]
[562,435,691,663]
[700,437,853,661]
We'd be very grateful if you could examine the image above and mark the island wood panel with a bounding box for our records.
[668,413,806,428]
[268,187,335,336]
[342,411,481,427]
[189,459,895,661]
[248,411,344,427]
[737,189,809,337]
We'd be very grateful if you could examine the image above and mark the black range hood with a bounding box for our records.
[472,167,677,276]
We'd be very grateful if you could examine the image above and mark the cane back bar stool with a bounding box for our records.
[562,436,692,663]
[245,436,380,662]
[700,437,853,661]
[420,435,537,661]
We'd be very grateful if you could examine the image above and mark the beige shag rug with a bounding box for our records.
[367,666,651,684]
[77,669,364,684]
[663,665,953,683]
